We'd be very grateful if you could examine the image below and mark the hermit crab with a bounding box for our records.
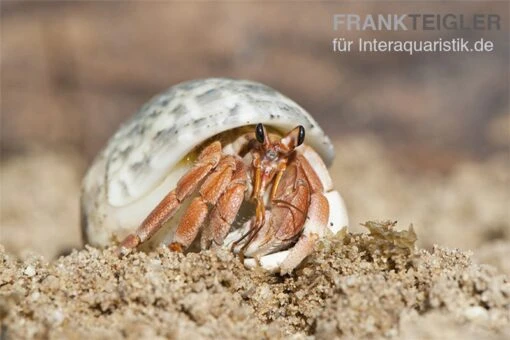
[81,78,348,274]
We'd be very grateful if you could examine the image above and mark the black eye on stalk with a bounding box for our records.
[297,125,305,146]
[256,123,265,143]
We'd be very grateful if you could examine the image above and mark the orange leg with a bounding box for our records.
[116,141,222,256]
[168,197,208,251]
[230,153,265,254]
[200,158,247,248]
[169,155,238,250]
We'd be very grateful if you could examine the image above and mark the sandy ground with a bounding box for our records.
[1,136,509,339]
[1,222,509,339]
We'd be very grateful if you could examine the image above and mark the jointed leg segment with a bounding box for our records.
[200,158,248,248]
[117,141,223,256]
[168,155,239,250]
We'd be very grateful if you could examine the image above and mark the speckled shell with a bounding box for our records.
[82,78,335,247]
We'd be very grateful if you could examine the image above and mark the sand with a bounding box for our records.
[1,221,509,339]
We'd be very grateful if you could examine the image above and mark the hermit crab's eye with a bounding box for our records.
[297,126,305,146]
[256,123,265,144]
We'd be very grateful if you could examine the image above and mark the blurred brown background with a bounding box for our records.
[1,2,508,272]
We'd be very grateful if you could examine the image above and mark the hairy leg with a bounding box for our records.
[116,141,222,256]
[200,157,247,248]
[169,155,238,251]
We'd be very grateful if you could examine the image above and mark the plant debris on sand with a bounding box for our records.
[1,221,509,339]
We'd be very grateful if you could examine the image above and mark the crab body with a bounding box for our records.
[81,78,348,273]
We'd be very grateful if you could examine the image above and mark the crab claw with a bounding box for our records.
[224,188,347,274]
[227,211,293,258]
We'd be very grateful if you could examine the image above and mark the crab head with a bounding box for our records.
[250,123,305,218]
